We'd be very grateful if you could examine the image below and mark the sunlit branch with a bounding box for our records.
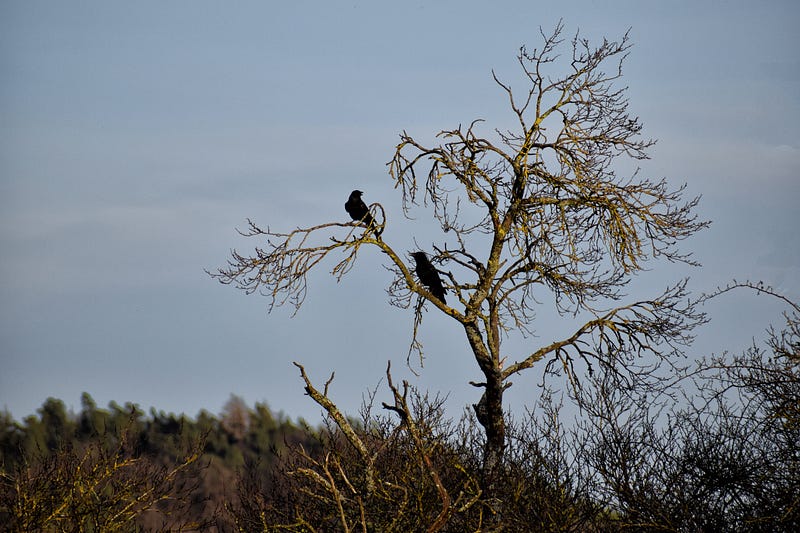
[503,281,705,389]
[294,362,376,496]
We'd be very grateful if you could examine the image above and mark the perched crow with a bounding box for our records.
[345,190,382,234]
[410,251,446,304]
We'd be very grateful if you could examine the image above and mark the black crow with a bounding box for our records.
[345,190,381,234]
[410,251,446,304]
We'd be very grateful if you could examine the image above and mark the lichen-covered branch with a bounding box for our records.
[214,23,710,513]
[503,280,706,397]
[208,219,379,315]
[294,362,376,497]
[385,24,708,497]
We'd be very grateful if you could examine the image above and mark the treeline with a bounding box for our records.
[1,310,798,532]
[0,393,314,531]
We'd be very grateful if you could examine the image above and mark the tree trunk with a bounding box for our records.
[463,321,507,497]
[482,368,505,508]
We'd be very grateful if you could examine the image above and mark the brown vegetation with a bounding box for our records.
[3,24,797,533]
[1,307,797,531]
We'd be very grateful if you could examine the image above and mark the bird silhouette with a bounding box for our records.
[410,251,446,304]
[345,190,381,234]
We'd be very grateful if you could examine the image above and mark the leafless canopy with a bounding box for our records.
[211,23,709,487]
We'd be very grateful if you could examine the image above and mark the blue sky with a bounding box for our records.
[1,1,798,423]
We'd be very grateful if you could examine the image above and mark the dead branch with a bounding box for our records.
[381,362,452,532]
[294,362,376,496]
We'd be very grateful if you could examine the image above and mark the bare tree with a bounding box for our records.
[211,23,707,503]
[221,394,251,443]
